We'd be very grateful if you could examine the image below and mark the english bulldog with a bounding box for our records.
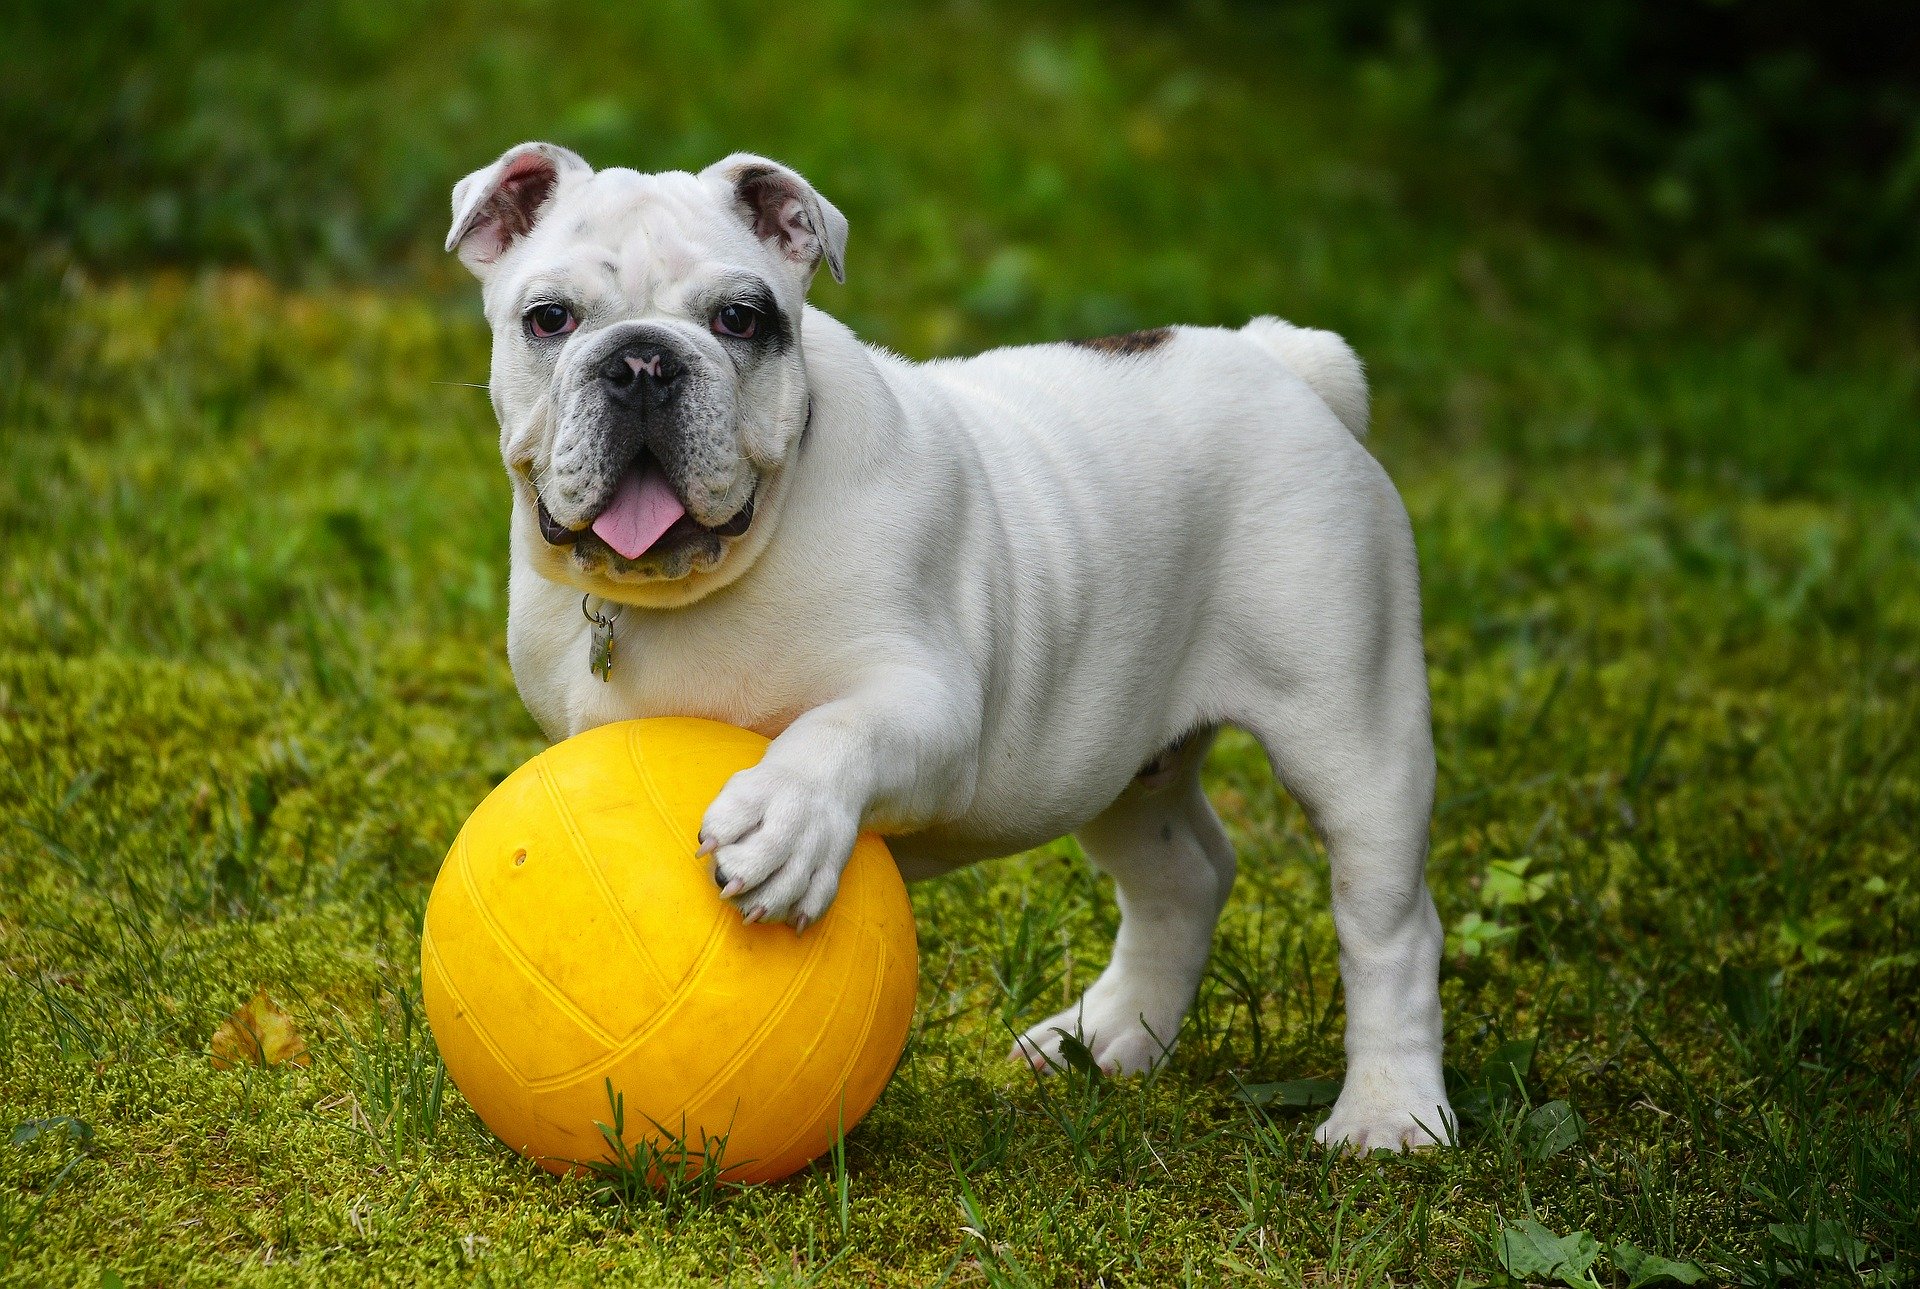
[446,142,1454,1151]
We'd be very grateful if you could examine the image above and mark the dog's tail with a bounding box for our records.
[1240,316,1369,440]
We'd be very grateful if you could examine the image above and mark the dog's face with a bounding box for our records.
[448,143,846,605]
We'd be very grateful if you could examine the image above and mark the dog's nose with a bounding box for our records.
[598,343,681,398]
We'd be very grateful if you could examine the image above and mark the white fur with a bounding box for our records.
[1241,315,1370,439]
[461,149,1454,1152]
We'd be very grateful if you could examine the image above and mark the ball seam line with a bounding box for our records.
[748,924,892,1177]
[625,720,731,992]
[535,752,674,1000]
[626,903,838,1135]
[513,882,743,1093]
[421,885,527,1102]
[627,719,702,859]
[453,813,621,1051]
[716,920,867,1172]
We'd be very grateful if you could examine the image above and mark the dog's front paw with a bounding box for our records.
[1313,1070,1455,1154]
[699,764,859,928]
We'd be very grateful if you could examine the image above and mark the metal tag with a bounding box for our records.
[583,595,619,682]
[589,619,615,681]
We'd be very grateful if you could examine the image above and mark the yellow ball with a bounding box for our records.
[420,717,918,1184]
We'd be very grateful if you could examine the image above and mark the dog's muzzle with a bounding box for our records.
[531,328,757,563]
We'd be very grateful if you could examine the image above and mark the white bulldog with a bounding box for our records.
[447,142,1454,1151]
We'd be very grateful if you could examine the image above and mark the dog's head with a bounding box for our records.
[448,143,846,604]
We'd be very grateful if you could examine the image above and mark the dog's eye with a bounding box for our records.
[525,303,577,339]
[712,303,760,339]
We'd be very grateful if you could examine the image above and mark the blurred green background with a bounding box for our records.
[4,0,1917,487]
[1,2,1916,1285]
[9,0,1920,299]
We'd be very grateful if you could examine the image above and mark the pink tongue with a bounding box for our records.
[590,466,687,560]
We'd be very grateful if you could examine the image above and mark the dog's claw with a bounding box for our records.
[721,877,747,899]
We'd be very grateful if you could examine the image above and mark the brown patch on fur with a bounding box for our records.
[1071,327,1173,356]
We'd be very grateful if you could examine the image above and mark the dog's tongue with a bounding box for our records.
[591,465,686,560]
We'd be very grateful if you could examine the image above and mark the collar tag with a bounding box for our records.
[582,594,620,681]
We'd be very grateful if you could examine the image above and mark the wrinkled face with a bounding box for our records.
[448,146,845,605]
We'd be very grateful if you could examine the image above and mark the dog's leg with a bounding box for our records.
[1013,730,1234,1075]
[1241,634,1454,1152]
[700,669,978,928]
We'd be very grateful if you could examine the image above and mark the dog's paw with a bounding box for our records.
[699,763,859,928]
[1010,984,1181,1076]
[1313,1073,1455,1154]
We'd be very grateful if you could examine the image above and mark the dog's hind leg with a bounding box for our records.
[1235,604,1455,1151]
[1012,729,1236,1075]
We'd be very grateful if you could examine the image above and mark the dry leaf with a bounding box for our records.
[210,988,311,1069]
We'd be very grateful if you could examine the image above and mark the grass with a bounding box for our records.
[2,1,1918,1284]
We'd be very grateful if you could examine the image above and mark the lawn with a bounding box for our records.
[2,2,1917,1285]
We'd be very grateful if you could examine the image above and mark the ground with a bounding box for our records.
[1,3,1917,1285]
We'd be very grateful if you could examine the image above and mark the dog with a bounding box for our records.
[446,142,1454,1151]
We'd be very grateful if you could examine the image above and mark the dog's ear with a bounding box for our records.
[446,142,592,276]
[701,153,847,285]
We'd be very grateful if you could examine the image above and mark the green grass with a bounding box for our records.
[2,2,1918,1285]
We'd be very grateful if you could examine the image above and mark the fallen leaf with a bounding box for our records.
[210,988,310,1069]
